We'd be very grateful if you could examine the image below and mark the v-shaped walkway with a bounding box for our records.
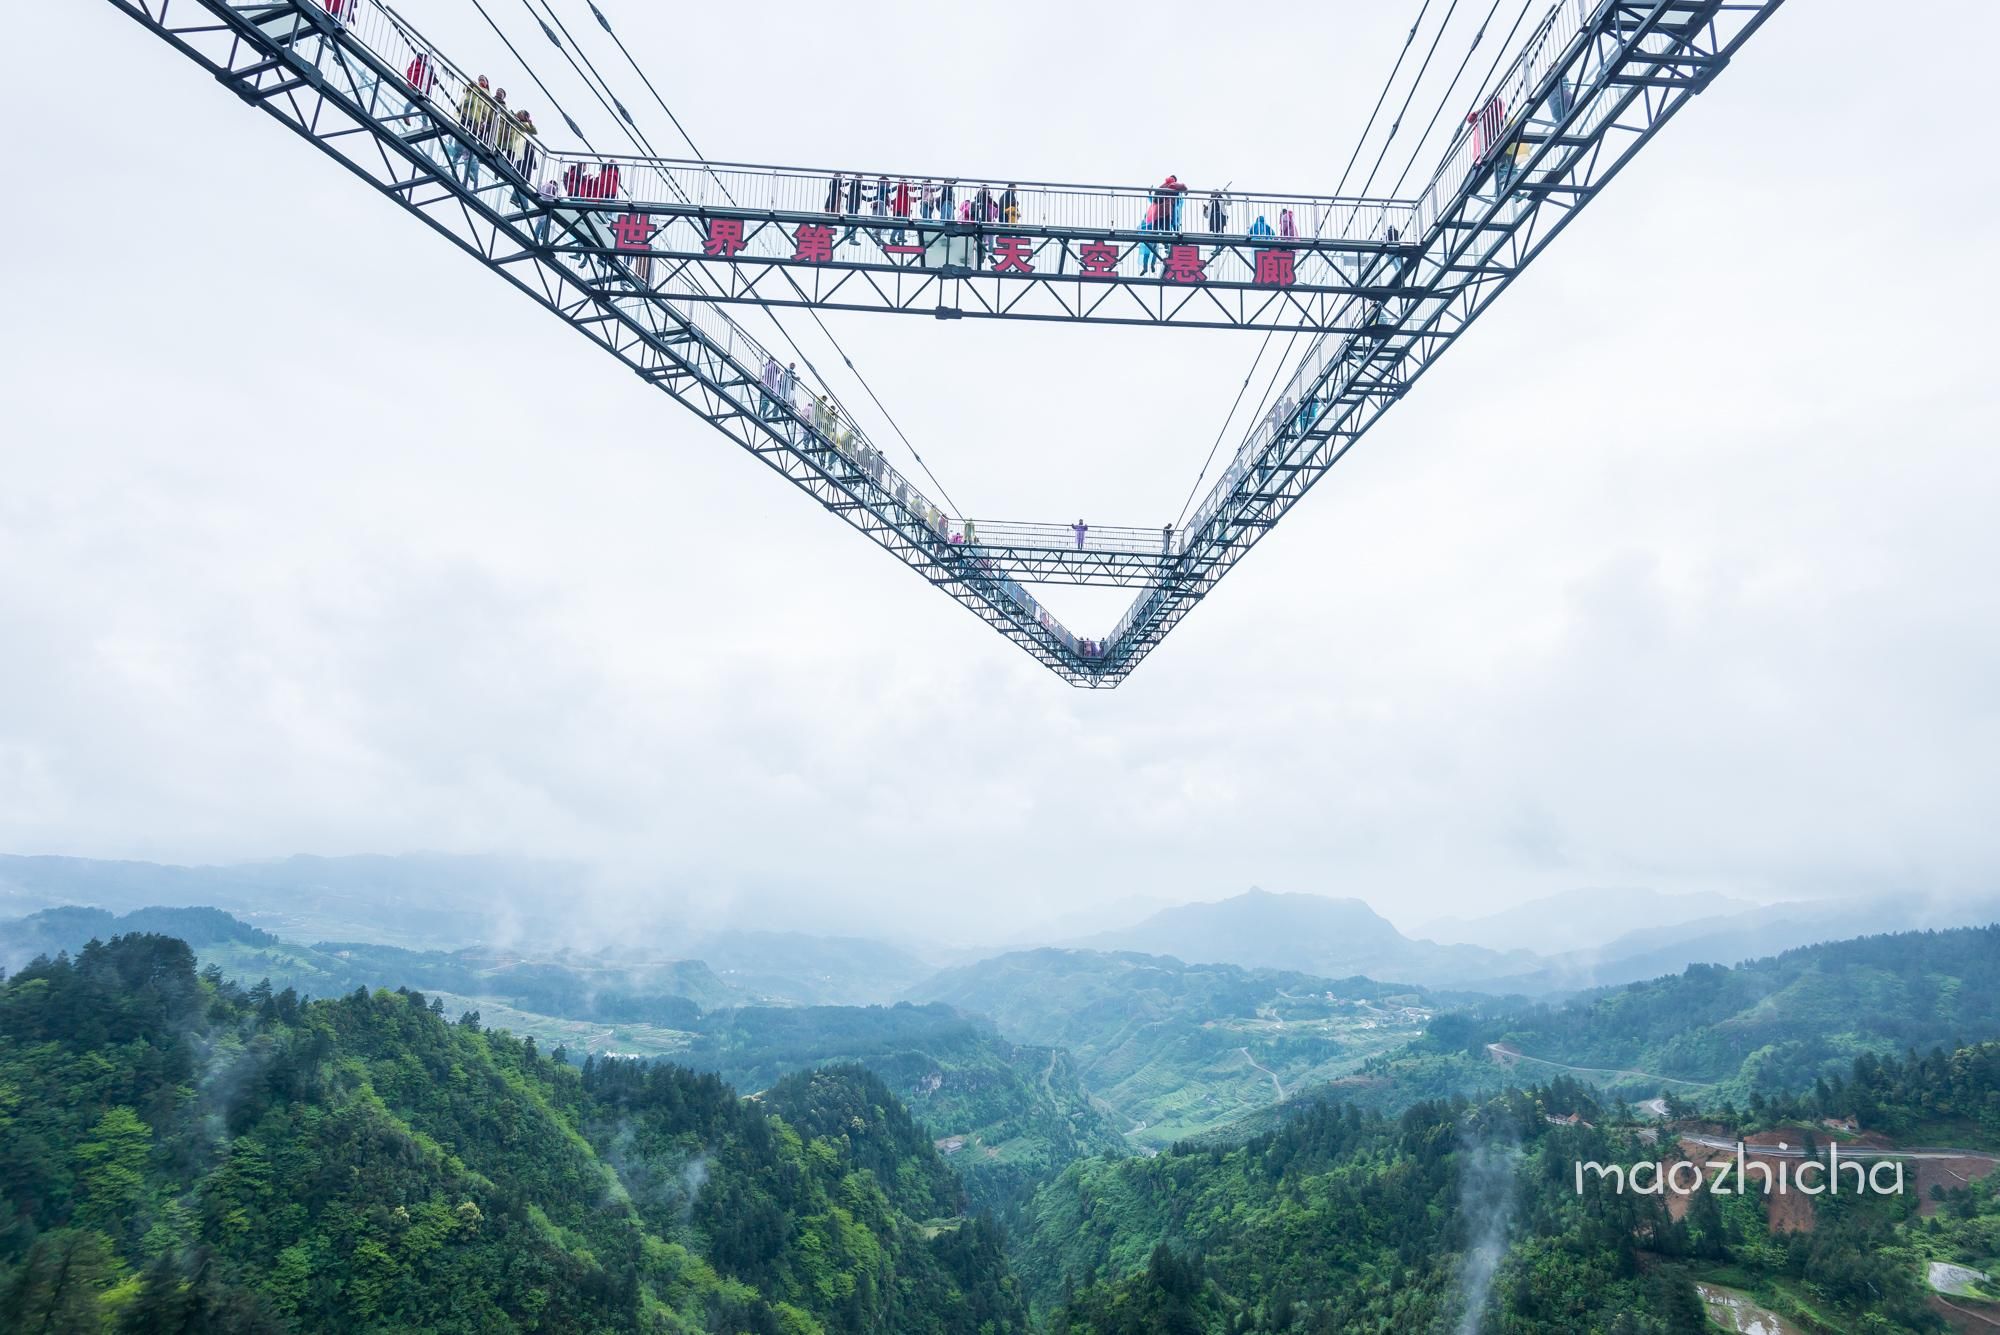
[103,0,1786,685]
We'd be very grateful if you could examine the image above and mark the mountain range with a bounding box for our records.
[10,855,2000,1006]
[1066,887,1535,986]
[1068,883,2000,996]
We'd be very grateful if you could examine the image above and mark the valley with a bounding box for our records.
[8,861,2000,1333]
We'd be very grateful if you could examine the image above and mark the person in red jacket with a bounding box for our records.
[890,178,912,244]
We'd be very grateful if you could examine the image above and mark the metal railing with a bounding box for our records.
[958,520,1175,556]
[288,0,1630,669]
[1169,0,1617,590]
[316,1,1421,252]
[291,0,1117,640]
[532,159,1418,248]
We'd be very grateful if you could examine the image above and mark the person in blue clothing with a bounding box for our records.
[1249,214,1274,240]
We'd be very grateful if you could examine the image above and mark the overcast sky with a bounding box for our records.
[2,0,1995,943]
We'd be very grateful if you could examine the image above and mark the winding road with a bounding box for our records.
[1679,1133,2000,1163]
[1239,1048,1286,1102]
[1486,1043,1716,1089]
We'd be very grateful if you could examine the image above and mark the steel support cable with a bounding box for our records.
[539,0,964,518]
[1217,0,1540,557]
[463,0,594,145]
[1249,0,1528,516]
[484,0,811,394]
[574,0,963,518]
[1174,0,1436,529]
[1334,0,1442,198]
[1385,0,1537,200]
[1347,0,1470,220]
[1195,0,1509,540]
[480,0,884,499]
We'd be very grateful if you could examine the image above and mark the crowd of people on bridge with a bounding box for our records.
[812,169,1312,261]
[433,71,542,188]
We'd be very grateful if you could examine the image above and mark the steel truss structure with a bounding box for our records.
[100,0,1784,686]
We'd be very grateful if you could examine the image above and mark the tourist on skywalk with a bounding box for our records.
[891,178,913,244]
[760,357,782,419]
[399,51,437,129]
[1279,207,1297,239]
[781,363,798,412]
[1152,175,1187,230]
[975,187,998,223]
[824,172,843,214]
[1248,214,1274,240]
[841,174,864,246]
[452,76,495,187]
[1161,524,1174,554]
[939,179,957,218]
[1072,519,1089,550]
[514,110,540,178]
[919,180,937,220]
[1001,185,1020,226]
[493,90,519,166]
[488,89,511,156]
[534,178,558,243]
[1205,191,1228,234]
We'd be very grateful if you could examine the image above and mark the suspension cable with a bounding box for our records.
[1352,0,1467,200]
[464,0,594,146]
[1216,0,1525,526]
[1176,0,1442,528]
[1386,0,1538,199]
[533,0,965,517]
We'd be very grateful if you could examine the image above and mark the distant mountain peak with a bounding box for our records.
[1067,888,1526,987]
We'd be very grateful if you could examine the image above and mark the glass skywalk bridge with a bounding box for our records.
[102,0,1786,685]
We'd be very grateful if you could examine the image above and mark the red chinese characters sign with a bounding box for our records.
[1162,245,1206,284]
[991,236,1033,274]
[611,212,656,252]
[1254,249,1296,287]
[704,217,745,258]
[791,224,834,263]
[1077,241,1119,278]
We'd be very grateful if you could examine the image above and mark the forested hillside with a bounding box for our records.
[681,1004,1126,1213]
[0,904,743,1014]
[1429,925,2000,1099]
[1017,1045,2000,1335]
[1,910,1125,1218]
[910,950,1433,1146]
[0,934,1024,1334]
[1018,1079,1713,1333]
[0,905,283,974]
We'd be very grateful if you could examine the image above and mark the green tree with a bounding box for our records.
[1,1229,119,1334]
[73,1107,153,1236]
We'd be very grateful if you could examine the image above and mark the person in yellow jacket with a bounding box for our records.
[491,88,514,156]
[451,75,493,187]
[513,109,540,177]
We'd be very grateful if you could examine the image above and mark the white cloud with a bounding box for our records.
[1,0,1995,941]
